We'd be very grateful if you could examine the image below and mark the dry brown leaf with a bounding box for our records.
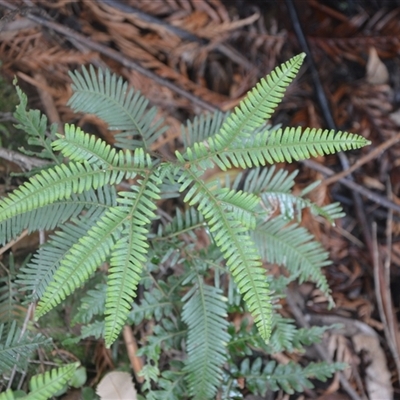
[96,371,137,400]
[353,334,393,400]
[366,47,389,85]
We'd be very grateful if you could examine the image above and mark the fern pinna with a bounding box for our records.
[0,53,369,398]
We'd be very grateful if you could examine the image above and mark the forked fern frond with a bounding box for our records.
[182,276,230,400]
[105,173,161,346]
[68,65,167,150]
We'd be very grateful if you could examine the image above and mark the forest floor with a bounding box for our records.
[1,1,400,399]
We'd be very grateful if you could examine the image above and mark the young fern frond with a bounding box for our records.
[68,65,167,150]
[182,277,230,400]
[13,81,60,164]
[105,173,161,346]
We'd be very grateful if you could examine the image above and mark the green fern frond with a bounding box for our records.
[182,277,230,399]
[181,110,227,148]
[68,65,167,150]
[105,173,161,347]
[0,162,118,223]
[242,166,297,195]
[179,125,370,172]
[13,81,60,163]
[72,283,107,325]
[147,368,186,400]
[159,208,205,240]
[229,127,369,166]
[17,216,101,301]
[181,168,272,341]
[63,321,105,345]
[128,286,175,325]
[175,54,306,170]
[52,124,154,175]
[1,186,116,245]
[239,358,346,395]
[214,53,306,147]
[25,362,79,400]
[252,216,331,299]
[0,321,51,374]
[35,206,128,318]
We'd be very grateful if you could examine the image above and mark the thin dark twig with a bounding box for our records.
[302,159,400,214]
[0,0,219,113]
[285,0,373,248]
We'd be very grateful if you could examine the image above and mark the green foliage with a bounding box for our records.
[235,358,347,395]
[0,362,80,400]
[0,53,369,398]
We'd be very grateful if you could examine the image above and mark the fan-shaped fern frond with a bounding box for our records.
[182,277,230,400]
[105,173,161,347]
[252,216,331,299]
[68,65,167,150]
[181,168,272,341]
[35,206,129,318]
[0,321,51,374]
[52,125,154,175]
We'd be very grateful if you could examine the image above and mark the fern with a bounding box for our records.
[0,362,79,400]
[68,65,167,151]
[182,275,230,399]
[237,358,346,395]
[0,53,371,398]
[0,321,51,374]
